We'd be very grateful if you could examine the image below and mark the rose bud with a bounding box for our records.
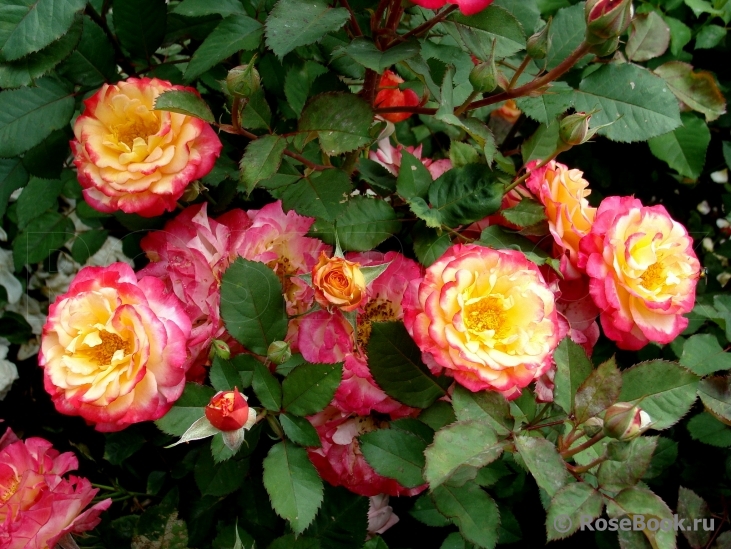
[585,0,634,44]
[527,19,552,60]
[469,59,499,94]
[559,111,594,147]
[209,339,231,360]
[205,388,252,432]
[312,252,367,312]
[267,341,292,365]
[227,63,261,99]
[603,403,651,441]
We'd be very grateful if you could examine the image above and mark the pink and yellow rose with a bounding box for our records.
[404,243,560,399]
[578,196,700,350]
[72,77,222,217]
[39,263,193,431]
[526,160,597,278]
[0,428,111,549]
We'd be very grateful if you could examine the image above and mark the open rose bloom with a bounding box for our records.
[0,429,111,549]
[404,244,560,399]
[579,196,700,349]
[72,78,222,217]
[40,263,193,431]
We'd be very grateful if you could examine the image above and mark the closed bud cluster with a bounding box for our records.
[227,63,261,99]
[526,19,552,60]
[603,403,651,441]
[585,0,633,46]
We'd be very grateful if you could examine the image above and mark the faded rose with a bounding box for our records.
[404,244,560,399]
[40,263,192,431]
[578,196,700,350]
[72,77,222,217]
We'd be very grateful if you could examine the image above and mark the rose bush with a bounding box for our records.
[0,0,728,546]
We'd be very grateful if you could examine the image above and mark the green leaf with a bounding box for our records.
[173,0,247,17]
[618,360,699,430]
[648,113,710,180]
[195,447,247,497]
[411,493,451,527]
[553,338,593,415]
[663,15,692,56]
[514,435,569,497]
[0,14,82,89]
[298,93,373,156]
[265,0,350,58]
[337,38,420,73]
[677,486,713,548]
[16,177,64,229]
[687,412,731,447]
[0,0,86,61]
[445,6,526,59]
[626,11,670,61]
[267,535,320,549]
[184,15,263,82]
[0,157,28,219]
[359,426,428,488]
[698,376,731,424]
[449,142,481,168]
[263,441,324,534]
[13,211,74,268]
[280,169,351,222]
[282,363,343,416]
[155,383,215,436]
[58,16,116,87]
[431,483,500,549]
[521,121,560,163]
[515,81,575,125]
[240,135,288,194]
[546,2,588,70]
[220,257,289,356]
[240,88,272,131]
[573,63,681,143]
[305,486,368,549]
[210,356,244,392]
[311,197,400,252]
[113,0,166,59]
[367,321,449,409]
[642,436,677,480]
[104,430,145,466]
[280,413,321,447]
[412,225,452,267]
[0,77,74,158]
[397,150,432,201]
[452,385,512,436]
[679,333,731,376]
[284,61,327,116]
[695,24,726,49]
[424,420,502,489]
[546,483,603,540]
[606,487,676,549]
[654,61,726,122]
[131,508,189,549]
[252,361,282,411]
[154,90,215,123]
[574,357,622,423]
[597,436,658,492]
[71,229,109,264]
[428,165,502,228]
[500,199,547,228]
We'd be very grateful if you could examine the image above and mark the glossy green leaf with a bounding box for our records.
[58,16,116,86]
[71,230,109,264]
[252,361,282,411]
[648,113,710,180]
[13,211,74,268]
[113,0,166,59]
[154,90,215,123]
[432,483,500,549]
[698,376,731,424]
[397,150,432,201]
[298,93,373,156]
[282,363,343,416]
[553,338,593,415]
[677,486,713,548]
[280,169,351,222]
[155,383,215,436]
[428,165,502,228]
[546,483,603,540]
[514,435,569,497]
[311,197,400,251]
[280,413,321,447]
[337,38,420,73]
[626,11,670,61]
[654,61,727,122]
[597,437,658,492]
[574,357,622,423]
[687,412,731,447]
[679,333,731,375]
[446,6,526,59]
[360,426,428,488]
[240,135,288,194]
[452,385,511,436]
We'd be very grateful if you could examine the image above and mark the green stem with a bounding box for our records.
[508,55,531,90]
[503,152,557,195]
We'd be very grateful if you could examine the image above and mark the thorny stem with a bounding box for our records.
[560,431,605,459]
[454,90,479,117]
[340,0,363,37]
[569,456,607,474]
[524,419,566,431]
[386,5,458,47]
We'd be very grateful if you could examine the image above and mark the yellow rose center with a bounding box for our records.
[113,118,160,148]
[464,296,506,335]
[0,476,19,505]
[640,262,665,291]
[85,330,131,366]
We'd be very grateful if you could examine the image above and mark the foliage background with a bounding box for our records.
[1,0,731,547]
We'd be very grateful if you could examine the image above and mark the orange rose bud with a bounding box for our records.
[205,388,250,432]
[312,252,367,312]
[374,70,420,124]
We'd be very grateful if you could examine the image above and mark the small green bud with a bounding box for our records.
[559,111,594,146]
[267,341,292,365]
[603,403,651,441]
[226,63,261,99]
[469,61,499,94]
[581,417,604,438]
[209,339,231,360]
[526,19,552,60]
[585,0,634,44]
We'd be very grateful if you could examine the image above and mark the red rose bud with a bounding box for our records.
[374,70,420,124]
[585,0,634,43]
[205,388,250,431]
[603,403,651,441]
[526,19,552,60]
